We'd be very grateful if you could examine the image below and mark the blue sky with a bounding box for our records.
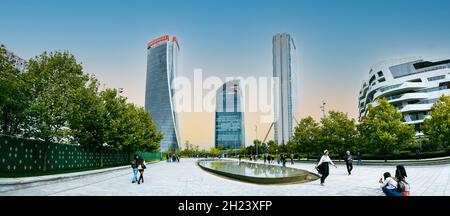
[2,0,450,148]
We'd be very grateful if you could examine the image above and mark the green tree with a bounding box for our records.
[319,111,358,160]
[292,116,320,159]
[0,45,30,135]
[67,76,106,150]
[210,147,220,156]
[267,140,278,155]
[23,51,89,171]
[238,145,247,155]
[358,98,416,162]
[423,95,450,150]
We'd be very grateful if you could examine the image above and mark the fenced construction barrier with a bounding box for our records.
[0,135,160,173]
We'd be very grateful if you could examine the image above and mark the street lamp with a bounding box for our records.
[254,125,258,157]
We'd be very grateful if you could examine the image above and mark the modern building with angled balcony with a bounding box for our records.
[215,80,245,150]
[358,57,450,135]
[273,33,298,145]
[145,35,180,151]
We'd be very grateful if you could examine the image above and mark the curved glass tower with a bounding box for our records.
[145,35,180,151]
[215,80,245,150]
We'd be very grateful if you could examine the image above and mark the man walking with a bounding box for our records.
[344,151,353,175]
[356,152,362,165]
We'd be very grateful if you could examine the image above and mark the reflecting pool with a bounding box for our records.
[197,159,319,184]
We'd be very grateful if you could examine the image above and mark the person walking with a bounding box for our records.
[137,158,147,184]
[238,154,242,162]
[316,150,337,186]
[379,172,401,196]
[290,153,294,165]
[357,152,362,165]
[131,160,138,183]
[282,154,286,167]
[343,151,354,175]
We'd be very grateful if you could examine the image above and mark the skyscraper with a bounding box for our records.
[273,33,297,145]
[145,35,180,152]
[215,80,245,150]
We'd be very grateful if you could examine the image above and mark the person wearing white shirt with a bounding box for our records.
[137,158,147,184]
[315,150,337,186]
[379,172,401,196]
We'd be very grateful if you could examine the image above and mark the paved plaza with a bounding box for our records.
[1,158,450,196]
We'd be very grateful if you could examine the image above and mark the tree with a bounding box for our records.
[67,76,106,151]
[0,45,30,136]
[358,98,416,162]
[23,51,89,171]
[253,139,261,155]
[292,116,320,159]
[423,95,450,150]
[238,145,247,155]
[210,147,220,156]
[319,111,358,160]
[267,140,278,155]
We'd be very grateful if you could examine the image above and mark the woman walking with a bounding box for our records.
[316,150,337,186]
[137,157,147,184]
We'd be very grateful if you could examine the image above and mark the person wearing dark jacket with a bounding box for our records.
[343,151,353,175]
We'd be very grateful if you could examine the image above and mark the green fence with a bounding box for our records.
[136,152,163,161]
[0,135,141,173]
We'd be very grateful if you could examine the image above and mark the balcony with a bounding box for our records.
[374,82,426,99]
[400,104,433,113]
[387,92,428,103]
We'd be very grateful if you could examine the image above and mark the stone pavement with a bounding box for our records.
[1,158,449,196]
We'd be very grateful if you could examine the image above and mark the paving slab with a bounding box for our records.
[1,158,449,196]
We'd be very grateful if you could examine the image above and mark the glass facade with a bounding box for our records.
[215,80,245,150]
[145,36,180,152]
[273,33,297,145]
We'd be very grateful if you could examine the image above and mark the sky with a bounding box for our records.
[2,0,450,149]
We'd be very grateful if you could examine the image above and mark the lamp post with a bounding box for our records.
[255,125,258,157]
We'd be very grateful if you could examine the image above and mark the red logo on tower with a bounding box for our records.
[147,35,170,49]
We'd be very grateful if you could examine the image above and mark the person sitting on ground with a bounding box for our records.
[379,172,401,196]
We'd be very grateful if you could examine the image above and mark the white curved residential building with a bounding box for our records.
[358,57,450,135]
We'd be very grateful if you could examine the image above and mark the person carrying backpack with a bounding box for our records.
[395,165,410,196]
[137,157,147,184]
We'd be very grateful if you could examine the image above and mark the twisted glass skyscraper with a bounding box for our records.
[145,35,180,151]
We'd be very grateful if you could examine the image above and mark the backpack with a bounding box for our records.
[397,181,405,193]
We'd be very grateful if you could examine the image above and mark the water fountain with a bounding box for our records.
[198,159,319,184]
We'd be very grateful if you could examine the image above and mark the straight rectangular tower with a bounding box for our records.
[273,33,297,145]
[214,80,245,150]
[145,35,180,152]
